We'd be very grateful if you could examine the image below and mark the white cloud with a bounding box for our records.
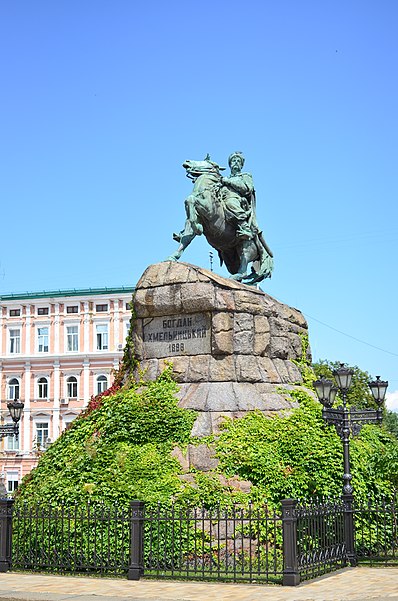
[386,390,398,412]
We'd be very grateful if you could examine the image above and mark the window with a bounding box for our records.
[36,422,49,445]
[37,327,49,352]
[9,309,20,317]
[96,375,108,394]
[96,304,108,312]
[126,302,131,310]
[6,473,19,493]
[38,377,48,399]
[8,378,20,400]
[66,325,79,352]
[6,430,19,451]
[63,415,77,431]
[9,329,20,354]
[67,305,78,314]
[38,307,49,316]
[96,324,108,350]
[67,376,78,399]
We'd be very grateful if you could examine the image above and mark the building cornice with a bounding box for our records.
[1,351,123,364]
[0,286,135,302]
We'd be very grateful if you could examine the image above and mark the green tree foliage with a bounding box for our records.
[17,364,398,510]
[215,390,398,505]
[384,410,398,439]
[18,367,197,506]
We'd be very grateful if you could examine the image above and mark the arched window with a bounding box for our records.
[38,377,48,399]
[67,376,78,399]
[96,375,108,394]
[8,378,20,400]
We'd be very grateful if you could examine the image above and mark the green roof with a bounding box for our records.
[0,286,135,301]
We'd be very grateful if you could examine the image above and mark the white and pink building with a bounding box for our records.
[0,287,134,492]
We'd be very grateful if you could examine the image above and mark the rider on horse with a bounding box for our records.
[220,151,257,241]
[169,152,273,284]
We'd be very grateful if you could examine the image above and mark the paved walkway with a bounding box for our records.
[0,569,397,601]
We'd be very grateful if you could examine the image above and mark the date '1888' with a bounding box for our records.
[169,343,185,353]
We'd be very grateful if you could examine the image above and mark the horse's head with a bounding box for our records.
[183,157,225,180]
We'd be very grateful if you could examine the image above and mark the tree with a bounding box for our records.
[384,410,398,439]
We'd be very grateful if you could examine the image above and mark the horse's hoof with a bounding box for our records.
[165,256,179,262]
[229,274,244,282]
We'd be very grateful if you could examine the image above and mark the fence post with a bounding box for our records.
[0,498,14,572]
[342,493,357,566]
[282,498,300,586]
[128,500,145,580]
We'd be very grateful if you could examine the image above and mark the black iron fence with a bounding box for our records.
[143,503,283,583]
[11,501,131,576]
[296,498,347,581]
[281,497,347,585]
[0,492,395,585]
[355,494,398,565]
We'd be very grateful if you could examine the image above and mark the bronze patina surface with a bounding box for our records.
[168,152,273,285]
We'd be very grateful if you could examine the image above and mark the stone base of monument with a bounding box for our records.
[132,261,312,437]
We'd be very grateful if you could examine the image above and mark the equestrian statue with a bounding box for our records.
[167,151,273,285]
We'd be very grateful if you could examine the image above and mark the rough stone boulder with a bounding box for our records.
[132,261,312,436]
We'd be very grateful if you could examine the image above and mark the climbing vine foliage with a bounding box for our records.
[17,362,398,509]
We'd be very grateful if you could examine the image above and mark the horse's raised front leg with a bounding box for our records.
[166,222,196,261]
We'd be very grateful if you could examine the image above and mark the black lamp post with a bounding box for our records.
[0,400,24,439]
[313,364,388,566]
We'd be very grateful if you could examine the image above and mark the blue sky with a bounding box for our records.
[1,1,397,407]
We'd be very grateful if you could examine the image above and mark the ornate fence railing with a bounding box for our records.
[0,492,395,585]
[295,498,347,581]
[11,501,131,576]
[143,503,283,583]
[355,494,398,565]
[280,498,347,584]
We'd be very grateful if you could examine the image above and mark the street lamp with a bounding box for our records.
[313,363,388,566]
[0,400,24,439]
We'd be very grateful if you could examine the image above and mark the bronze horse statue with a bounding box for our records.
[167,157,273,285]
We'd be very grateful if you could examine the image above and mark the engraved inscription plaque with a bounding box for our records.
[142,313,211,359]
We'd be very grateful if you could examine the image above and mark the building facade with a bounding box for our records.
[0,287,134,492]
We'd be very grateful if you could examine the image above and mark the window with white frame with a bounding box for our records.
[96,324,109,350]
[37,327,49,352]
[96,375,108,394]
[96,304,108,312]
[35,422,49,445]
[8,378,20,400]
[6,426,19,451]
[38,377,48,399]
[66,325,79,352]
[9,328,21,354]
[6,472,19,493]
[67,376,78,399]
